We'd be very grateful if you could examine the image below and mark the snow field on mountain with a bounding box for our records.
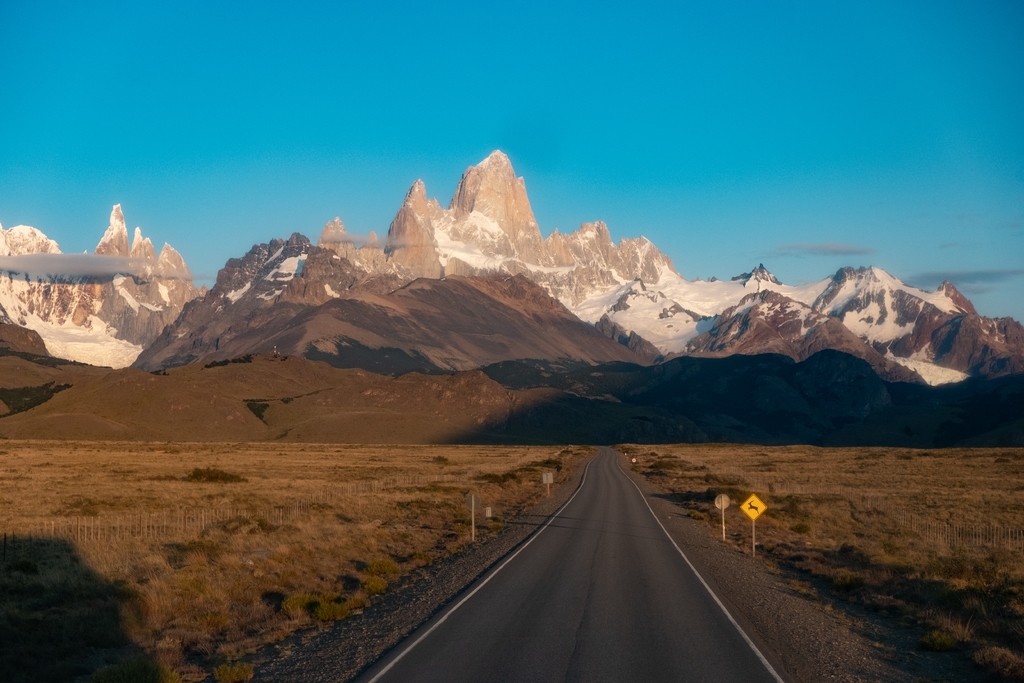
[26,313,143,368]
[568,270,832,354]
[887,355,969,385]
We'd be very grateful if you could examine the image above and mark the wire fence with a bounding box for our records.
[2,473,468,550]
[685,460,1024,553]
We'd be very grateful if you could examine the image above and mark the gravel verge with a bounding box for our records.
[249,457,590,682]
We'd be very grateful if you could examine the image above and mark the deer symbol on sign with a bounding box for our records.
[747,502,759,513]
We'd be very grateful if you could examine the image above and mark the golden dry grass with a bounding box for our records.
[0,441,590,682]
[622,443,1024,681]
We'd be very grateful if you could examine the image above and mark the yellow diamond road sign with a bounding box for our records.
[741,494,767,521]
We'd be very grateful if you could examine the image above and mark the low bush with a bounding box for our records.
[919,630,957,652]
[362,576,387,595]
[476,471,519,485]
[832,572,864,592]
[314,602,350,622]
[246,402,269,421]
[186,467,247,483]
[365,559,400,576]
[213,662,254,683]
[90,657,181,683]
[790,522,811,534]
[974,647,1024,678]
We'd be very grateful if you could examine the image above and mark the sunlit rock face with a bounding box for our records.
[71,151,1024,382]
[0,205,200,367]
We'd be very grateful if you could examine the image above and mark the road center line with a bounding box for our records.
[616,457,787,683]
[364,456,595,683]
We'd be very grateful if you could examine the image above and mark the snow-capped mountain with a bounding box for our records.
[46,149,1011,383]
[680,266,1024,384]
[133,233,643,373]
[305,151,1022,385]
[0,205,200,367]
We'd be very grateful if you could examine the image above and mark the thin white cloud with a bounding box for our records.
[0,253,192,280]
[774,242,877,257]
[908,268,1024,288]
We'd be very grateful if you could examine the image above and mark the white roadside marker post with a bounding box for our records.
[542,471,554,496]
[465,493,481,542]
[714,494,731,541]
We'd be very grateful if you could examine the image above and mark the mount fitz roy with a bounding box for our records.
[134,151,1023,384]
[0,205,200,367]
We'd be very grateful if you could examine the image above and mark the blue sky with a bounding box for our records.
[1,1,1022,318]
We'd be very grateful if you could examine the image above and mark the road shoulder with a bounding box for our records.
[250,452,595,683]
[616,452,912,683]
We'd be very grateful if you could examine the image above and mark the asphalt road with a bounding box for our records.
[356,447,785,683]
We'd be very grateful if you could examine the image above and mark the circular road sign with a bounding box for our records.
[715,494,731,510]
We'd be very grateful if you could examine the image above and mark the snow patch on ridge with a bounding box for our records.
[117,287,140,312]
[265,255,306,281]
[225,283,251,303]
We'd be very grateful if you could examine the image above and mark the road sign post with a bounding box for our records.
[542,471,554,496]
[741,494,767,557]
[465,493,481,542]
[714,494,730,541]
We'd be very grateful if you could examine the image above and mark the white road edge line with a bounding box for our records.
[365,457,595,683]
[618,456,787,683]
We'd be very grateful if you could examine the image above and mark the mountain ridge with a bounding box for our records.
[0,205,200,367]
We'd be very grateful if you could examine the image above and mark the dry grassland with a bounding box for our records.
[0,441,591,683]
[621,443,1024,681]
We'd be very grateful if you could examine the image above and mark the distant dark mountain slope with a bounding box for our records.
[482,350,1024,447]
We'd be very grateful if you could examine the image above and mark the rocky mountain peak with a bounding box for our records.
[731,263,782,287]
[318,217,348,250]
[0,224,61,256]
[449,151,543,262]
[938,280,977,316]
[96,204,130,256]
[130,226,157,260]
[0,204,200,367]
[384,180,442,278]
[157,243,189,275]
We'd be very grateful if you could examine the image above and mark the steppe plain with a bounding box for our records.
[3,438,1024,682]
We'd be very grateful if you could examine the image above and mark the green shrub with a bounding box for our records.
[282,593,325,613]
[185,467,246,483]
[315,601,350,621]
[832,573,864,591]
[362,576,388,595]
[687,509,708,521]
[919,630,957,652]
[246,402,269,421]
[213,662,254,683]
[91,657,181,683]
[790,522,811,534]
[365,559,400,576]
[346,595,370,609]
[476,471,518,485]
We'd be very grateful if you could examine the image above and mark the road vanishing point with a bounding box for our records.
[357,447,787,683]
